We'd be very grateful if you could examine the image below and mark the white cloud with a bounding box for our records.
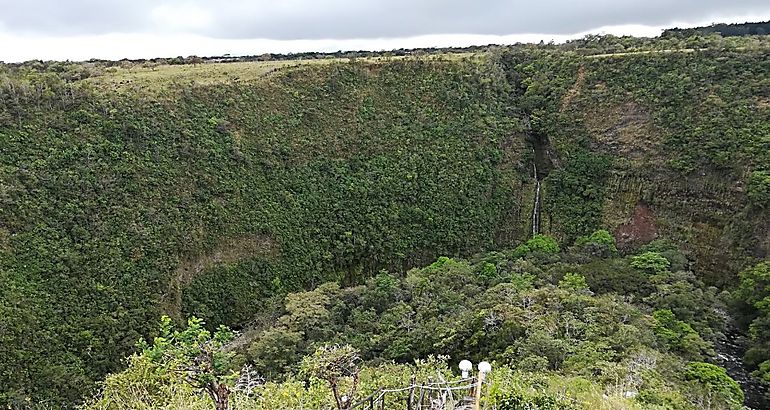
[0,12,767,62]
[0,30,625,63]
[150,3,214,33]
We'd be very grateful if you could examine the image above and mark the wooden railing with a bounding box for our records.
[349,376,485,410]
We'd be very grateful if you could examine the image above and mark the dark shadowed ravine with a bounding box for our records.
[716,328,768,409]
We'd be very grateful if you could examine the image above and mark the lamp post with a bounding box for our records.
[473,361,492,410]
[459,359,473,379]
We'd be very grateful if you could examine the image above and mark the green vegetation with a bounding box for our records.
[652,310,713,359]
[1,31,770,407]
[0,56,520,405]
[736,262,770,385]
[684,362,745,408]
[573,229,618,257]
[299,344,362,410]
[664,20,770,38]
[748,171,770,209]
[513,234,561,257]
[141,316,237,410]
[631,252,672,274]
[558,272,590,292]
[88,246,743,409]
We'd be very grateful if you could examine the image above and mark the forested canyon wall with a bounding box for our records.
[1,43,768,405]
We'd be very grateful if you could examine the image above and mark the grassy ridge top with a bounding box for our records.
[83,53,478,93]
[88,60,306,91]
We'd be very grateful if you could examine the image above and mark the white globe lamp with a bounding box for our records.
[459,359,473,378]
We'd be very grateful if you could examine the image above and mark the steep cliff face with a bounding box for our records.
[514,49,770,286]
[1,45,769,405]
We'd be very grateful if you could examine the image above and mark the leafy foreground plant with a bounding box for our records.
[88,316,237,410]
[300,345,361,409]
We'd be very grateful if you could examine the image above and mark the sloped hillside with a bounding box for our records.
[0,57,525,404]
[1,35,769,406]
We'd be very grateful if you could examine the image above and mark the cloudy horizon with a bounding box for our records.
[1,0,769,62]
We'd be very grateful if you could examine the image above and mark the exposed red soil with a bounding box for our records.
[615,202,658,249]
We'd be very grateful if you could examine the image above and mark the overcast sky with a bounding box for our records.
[1,0,769,62]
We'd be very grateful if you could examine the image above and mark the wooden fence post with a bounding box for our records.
[407,375,415,410]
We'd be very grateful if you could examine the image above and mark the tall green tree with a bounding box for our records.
[140,316,238,410]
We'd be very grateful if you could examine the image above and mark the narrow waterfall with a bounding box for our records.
[532,155,541,236]
[528,132,552,238]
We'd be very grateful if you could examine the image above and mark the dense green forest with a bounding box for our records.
[1,32,769,408]
[84,240,747,409]
[664,21,770,38]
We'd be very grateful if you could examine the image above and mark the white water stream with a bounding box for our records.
[532,157,541,236]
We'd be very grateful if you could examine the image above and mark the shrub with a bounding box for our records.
[511,235,560,259]
[684,362,744,407]
[479,262,499,281]
[512,243,532,259]
[526,235,561,254]
[574,229,618,256]
[639,240,689,272]
[748,171,770,209]
[494,391,573,410]
[558,272,590,292]
[631,252,671,274]
[652,310,712,359]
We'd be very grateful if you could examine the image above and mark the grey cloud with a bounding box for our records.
[1,0,769,39]
[0,0,155,35]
